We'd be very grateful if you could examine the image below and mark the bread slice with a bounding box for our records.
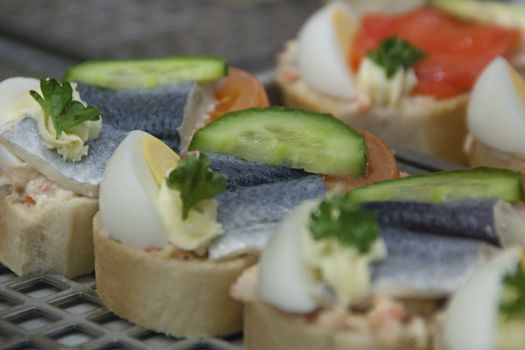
[0,195,98,278]
[466,136,525,173]
[93,213,257,337]
[277,43,469,165]
[244,298,435,350]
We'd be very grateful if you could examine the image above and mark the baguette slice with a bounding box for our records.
[0,195,98,278]
[277,43,469,165]
[466,136,525,173]
[93,213,257,337]
[244,299,385,350]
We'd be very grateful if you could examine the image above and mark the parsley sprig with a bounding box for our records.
[166,154,226,220]
[308,195,379,254]
[368,36,426,79]
[500,262,525,319]
[30,78,100,139]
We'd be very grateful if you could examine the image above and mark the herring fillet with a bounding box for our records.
[363,200,500,245]
[0,118,127,198]
[373,227,500,297]
[78,83,193,151]
[207,153,309,190]
[209,175,327,259]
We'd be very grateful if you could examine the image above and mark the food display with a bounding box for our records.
[93,103,402,337]
[2,1,525,349]
[277,1,523,164]
[233,168,525,350]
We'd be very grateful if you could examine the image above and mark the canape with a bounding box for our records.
[277,2,523,164]
[0,77,110,277]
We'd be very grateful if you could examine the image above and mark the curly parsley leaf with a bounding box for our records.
[367,36,426,79]
[500,262,525,319]
[30,78,100,139]
[308,194,379,254]
[166,154,226,220]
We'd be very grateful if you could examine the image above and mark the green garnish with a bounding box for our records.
[166,154,226,220]
[367,36,427,78]
[500,262,525,319]
[30,78,100,139]
[308,195,379,254]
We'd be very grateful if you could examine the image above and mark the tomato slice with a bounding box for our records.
[325,128,400,191]
[351,8,521,99]
[209,68,270,122]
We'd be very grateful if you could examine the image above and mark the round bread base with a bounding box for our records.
[467,137,525,173]
[277,63,469,165]
[244,300,386,350]
[93,213,257,338]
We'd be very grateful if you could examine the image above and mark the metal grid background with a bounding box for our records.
[0,267,241,350]
[0,151,459,350]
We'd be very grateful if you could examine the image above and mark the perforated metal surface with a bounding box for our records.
[0,267,241,350]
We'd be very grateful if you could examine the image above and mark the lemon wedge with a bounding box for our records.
[143,135,180,186]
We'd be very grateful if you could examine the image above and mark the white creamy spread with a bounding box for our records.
[2,78,101,161]
[357,58,418,107]
[157,178,223,255]
[300,222,387,306]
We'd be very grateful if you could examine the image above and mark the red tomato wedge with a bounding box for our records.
[209,67,270,122]
[350,8,521,99]
[325,128,400,191]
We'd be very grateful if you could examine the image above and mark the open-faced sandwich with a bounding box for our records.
[233,166,525,350]
[465,56,525,173]
[0,77,121,278]
[94,106,402,337]
[277,1,524,164]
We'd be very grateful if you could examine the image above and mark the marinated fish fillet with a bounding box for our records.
[78,83,193,150]
[210,175,327,259]
[0,118,127,197]
[207,153,309,190]
[373,227,500,297]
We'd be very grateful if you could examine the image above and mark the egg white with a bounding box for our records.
[259,200,318,313]
[99,130,169,249]
[443,248,522,350]
[0,77,42,169]
[468,57,525,155]
[297,2,356,99]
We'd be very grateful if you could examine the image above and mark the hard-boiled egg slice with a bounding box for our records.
[0,77,41,125]
[298,2,357,99]
[99,130,179,249]
[443,247,522,350]
[468,57,525,155]
[259,200,318,313]
[0,77,42,169]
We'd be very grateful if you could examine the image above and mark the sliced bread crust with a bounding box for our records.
[93,213,257,337]
[244,298,433,350]
[0,195,98,278]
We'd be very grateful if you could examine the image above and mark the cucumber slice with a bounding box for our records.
[64,56,227,90]
[431,0,525,30]
[189,107,367,177]
[347,167,524,203]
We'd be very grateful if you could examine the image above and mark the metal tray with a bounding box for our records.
[0,151,460,350]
